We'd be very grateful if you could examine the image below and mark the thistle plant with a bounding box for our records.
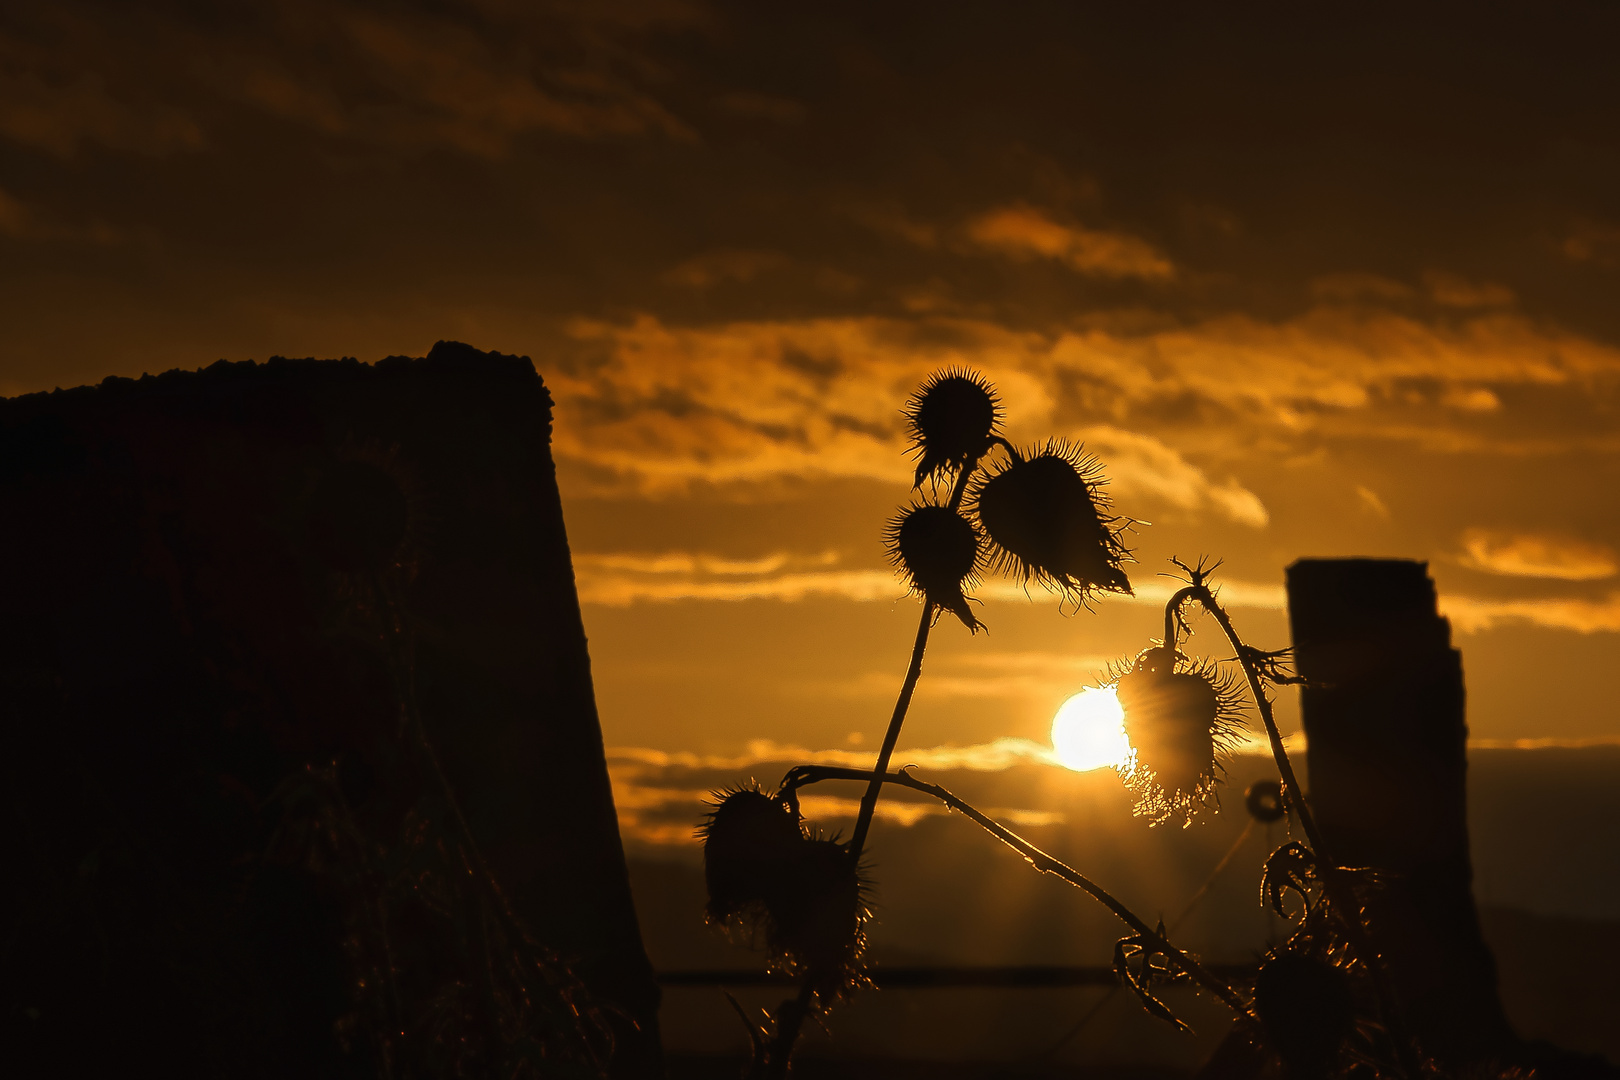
[1114,644,1246,825]
[702,371,1428,1080]
[974,439,1133,603]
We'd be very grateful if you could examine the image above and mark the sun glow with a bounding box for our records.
[1050,686,1133,772]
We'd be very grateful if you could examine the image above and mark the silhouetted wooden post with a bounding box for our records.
[0,344,660,1076]
[1287,558,1513,1067]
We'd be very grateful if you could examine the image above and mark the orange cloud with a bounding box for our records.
[606,737,1071,844]
[604,731,1300,845]
[1440,591,1620,634]
[1355,485,1390,519]
[812,652,1123,703]
[610,736,1061,773]
[965,204,1175,281]
[605,737,1069,843]
[576,566,904,606]
[1468,735,1620,749]
[578,550,841,576]
[1080,426,1268,527]
[1458,529,1617,581]
[571,546,1287,611]
[1059,308,1620,424]
[551,304,1620,513]
[551,314,1269,525]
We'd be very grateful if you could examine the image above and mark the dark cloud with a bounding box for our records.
[3,0,1620,752]
[0,0,702,157]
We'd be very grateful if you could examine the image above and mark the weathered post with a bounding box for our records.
[0,343,661,1076]
[1287,558,1513,1067]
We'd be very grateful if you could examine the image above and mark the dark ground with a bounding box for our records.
[665,1057,1187,1079]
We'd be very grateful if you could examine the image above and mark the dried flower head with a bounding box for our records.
[1113,646,1245,825]
[770,837,868,998]
[905,369,1002,487]
[886,502,984,631]
[1253,952,1356,1079]
[973,440,1131,605]
[700,785,805,927]
[700,791,868,1000]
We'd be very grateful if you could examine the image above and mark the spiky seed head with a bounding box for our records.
[905,369,1002,487]
[700,786,805,925]
[1245,779,1287,824]
[1119,667,1218,793]
[886,503,983,631]
[973,441,1131,605]
[1114,650,1244,825]
[768,838,867,999]
[1253,952,1356,1079]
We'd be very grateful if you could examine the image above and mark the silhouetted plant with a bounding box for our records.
[1254,952,1358,1080]
[702,372,1435,1080]
[973,439,1131,604]
[1113,644,1246,825]
[702,786,807,930]
[905,368,1002,486]
[885,501,985,631]
[701,786,868,999]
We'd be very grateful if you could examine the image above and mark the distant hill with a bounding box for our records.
[1481,906,1620,1062]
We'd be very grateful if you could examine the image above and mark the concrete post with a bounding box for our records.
[1287,558,1512,1066]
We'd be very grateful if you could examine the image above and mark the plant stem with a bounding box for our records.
[848,463,977,860]
[848,609,930,858]
[1167,584,1326,857]
[1172,579,1421,1078]
[785,765,1254,1022]
[761,983,817,1080]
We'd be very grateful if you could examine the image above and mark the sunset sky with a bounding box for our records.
[5,2,1620,848]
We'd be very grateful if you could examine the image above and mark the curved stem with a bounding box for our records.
[1176,580,1420,1078]
[772,455,994,1074]
[848,463,976,859]
[1182,585,1326,857]
[988,434,1023,464]
[1163,585,1195,660]
[786,765,1254,1022]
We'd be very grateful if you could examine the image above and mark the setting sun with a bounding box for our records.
[1050,686,1134,772]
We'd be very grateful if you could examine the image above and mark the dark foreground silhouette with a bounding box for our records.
[0,344,660,1077]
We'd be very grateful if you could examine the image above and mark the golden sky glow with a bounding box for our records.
[4,2,1620,845]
